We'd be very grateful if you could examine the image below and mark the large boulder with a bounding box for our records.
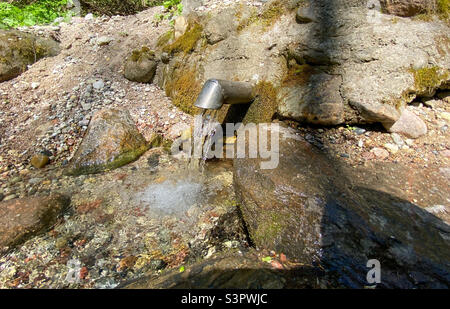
[66,109,149,176]
[123,47,158,83]
[0,29,60,82]
[380,0,436,17]
[0,194,70,253]
[234,124,450,288]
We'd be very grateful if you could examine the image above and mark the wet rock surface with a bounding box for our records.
[66,109,149,176]
[123,251,328,289]
[0,194,70,253]
[234,124,450,288]
[0,151,249,288]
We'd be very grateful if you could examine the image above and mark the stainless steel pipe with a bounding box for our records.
[194,79,255,110]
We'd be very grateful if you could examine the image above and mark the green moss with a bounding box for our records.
[243,81,278,124]
[164,68,202,115]
[410,66,449,96]
[162,22,203,55]
[156,30,174,48]
[237,0,287,32]
[412,0,449,22]
[282,63,317,87]
[129,46,155,62]
[253,212,285,246]
[437,0,449,20]
[66,143,149,176]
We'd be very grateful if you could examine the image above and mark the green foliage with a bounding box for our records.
[153,0,182,22]
[0,0,71,29]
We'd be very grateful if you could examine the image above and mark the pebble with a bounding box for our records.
[3,194,17,201]
[31,154,50,169]
[31,82,40,90]
[391,133,404,146]
[354,127,366,135]
[85,13,94,20]
[371,147,389,159]
[384,143,399,154]
[93,80,105,90]
[97,36,114,46]
[439,112,450,122]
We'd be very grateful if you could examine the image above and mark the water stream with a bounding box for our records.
[190,109,220,172]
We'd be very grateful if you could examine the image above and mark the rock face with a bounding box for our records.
[234,124,450,288]
[155,0,449,127]
[123,47,158,83]
[380,0,436,17]
[66,109,149,176]
[0,29,60,82]
[0,194,70,252]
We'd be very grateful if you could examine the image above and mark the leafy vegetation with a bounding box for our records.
[153,0,183,23]
[0,0,72,29]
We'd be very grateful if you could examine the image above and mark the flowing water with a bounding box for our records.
[137,109,223,216]
[190,109,220,172]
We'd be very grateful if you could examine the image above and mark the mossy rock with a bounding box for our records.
[164,67,202,115]
[410,66,449,97]
[0,29,60,82]
[237,0,289,32]
[242,81,278,124]
[162,22,203,55]
[66,109,149,176]
[123,46,158,83]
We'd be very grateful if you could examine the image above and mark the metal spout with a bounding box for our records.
[194,79,254,110]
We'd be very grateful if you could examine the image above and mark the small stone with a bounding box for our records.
[384,143,399,154]
[386,109,427,139]
[371,147,389,159]
[391,133,404,146]
[354,127,366,135]
[405,139,414,146]
[85,13,94,20]
[3,194,17,201]
[97,36,114,46]
[31,154,49,168]
[93,80,104,89]
[31,82,40,89]
[358,140,364,148]
[422,99,438,109]
[439,112,450,122]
